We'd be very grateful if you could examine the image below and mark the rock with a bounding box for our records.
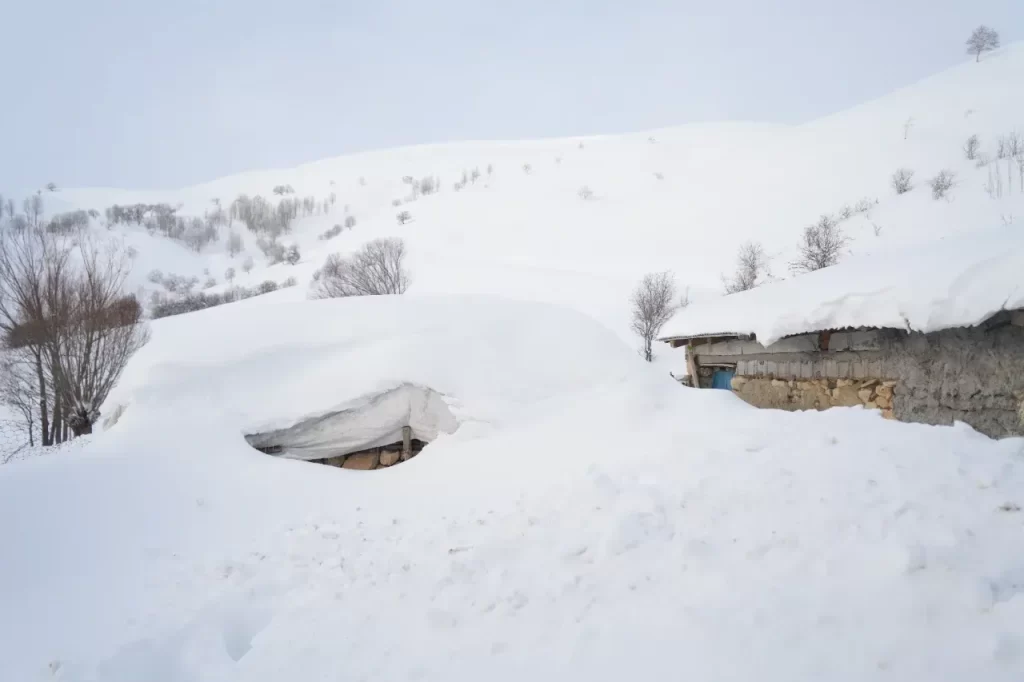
[875,385,894,399]
[882,380,898,388]
[379,450,401,467]
[771,379,788,387]
[836,379,853,387]
[342,451,379,470]
[730,376,748,390]
[325,455,346,467]
[832,385,863,407]
[865,401,878,409]
[875,394,892,409]
[857,388,875,403]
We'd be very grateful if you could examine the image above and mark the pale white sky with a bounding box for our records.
[2,0,1020,190]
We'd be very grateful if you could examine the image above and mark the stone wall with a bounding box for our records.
[730,376,896,419]
[315,439,427,470]
[694,313,1024,438]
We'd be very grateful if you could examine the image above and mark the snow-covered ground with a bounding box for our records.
[34,43,1024,348]
[3,44,1024,682]
[1,296,1024,681]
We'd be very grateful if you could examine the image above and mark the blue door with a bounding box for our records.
[711,369,735,390]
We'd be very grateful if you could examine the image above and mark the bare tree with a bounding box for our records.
[902,117,914,140]
[964,134,981,160]
[891,168,915,194]
[48,238,147,436]
[929,170,956,199]
[790,215,848,273]
[630,272,677,362]
[396,211,411,225]
[241,255,255,274]
[0,230,148,440]
[225,267,236,283]
[311,238,410,298]
[723,241,768,293]
[966,26,1000,62]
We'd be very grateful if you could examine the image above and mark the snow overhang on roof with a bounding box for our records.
[658,226,1024,348]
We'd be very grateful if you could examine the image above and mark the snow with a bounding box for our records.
[2,296,1024,681]
[41,43,1024,349]
[660,224,1024,346]
[3,47,1024,681]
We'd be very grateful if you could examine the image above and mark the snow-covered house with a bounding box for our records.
[659,227,1024,438]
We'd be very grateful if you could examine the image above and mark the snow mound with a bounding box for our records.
[661,224,1024,346]
[104,294,640,444]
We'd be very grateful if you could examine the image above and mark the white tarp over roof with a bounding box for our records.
[660,225,1024,347]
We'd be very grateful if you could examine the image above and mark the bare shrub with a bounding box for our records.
[241,255,254,274]
[285,244,301,265]
[723,241,768,293]
[522,164,532,174]
[419,176,438,195]
[891,168,914,194]
[272,184,295,196]
[396,211,411,225]
[391,199,402,207]
[966,26,1000,62]
[311,238,410,298]
[257,280,279,295]
[653,172,664,180]
[257,237,286,264]
[929,170,956,199]
[577,186,594,200]
[47,210,90,234]
[203,276,217,289]
[225,267,236,283]
[320,224,343,240]
[790,215,848,273]
[226,231,244,257]
[964,134,981,160]
[282,276,298,288]
[853,198,877,215]
[629,271,677,362]
[344,215,356,229]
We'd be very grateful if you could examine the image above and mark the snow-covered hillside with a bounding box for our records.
[2,296,1023,681]
[37,43,1024,346]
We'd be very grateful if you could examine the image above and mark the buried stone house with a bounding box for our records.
[659,227,1024,438]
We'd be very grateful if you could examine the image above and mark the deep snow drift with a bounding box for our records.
[36,43,1024,346]
[2,296,1023,681]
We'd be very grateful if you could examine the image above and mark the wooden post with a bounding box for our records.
[401,426,412,461]
[686,342,702,389]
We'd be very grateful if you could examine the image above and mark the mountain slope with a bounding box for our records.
[49,43,1024,345]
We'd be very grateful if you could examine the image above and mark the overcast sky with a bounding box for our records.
[2,0,1021,191]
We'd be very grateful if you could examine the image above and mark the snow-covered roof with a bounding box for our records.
[660,225,1024,347]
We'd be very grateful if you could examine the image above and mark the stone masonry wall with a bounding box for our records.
[699,316,1024,438]
[730,377,897,419]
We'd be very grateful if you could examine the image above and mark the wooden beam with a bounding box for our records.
[686,342,701,389]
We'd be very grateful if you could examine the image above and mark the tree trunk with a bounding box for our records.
[33,350,50,447]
